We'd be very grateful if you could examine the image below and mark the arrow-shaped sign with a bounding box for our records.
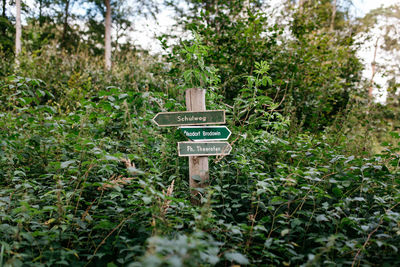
[152,110,225,127]
[178,141,232,157]
[180,126,231,141]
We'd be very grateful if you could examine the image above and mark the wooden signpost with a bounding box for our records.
[152,88,232,202]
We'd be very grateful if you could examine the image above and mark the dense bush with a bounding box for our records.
[1,52,400,266]
[166,0,363,132]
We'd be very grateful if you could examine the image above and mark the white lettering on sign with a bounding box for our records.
[203,131,221,136]
[183,130,201,137]
[177,115,207,122]
[177,142,231,156]
[195,145,222,152]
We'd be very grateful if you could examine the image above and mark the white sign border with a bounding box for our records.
[152,110,226,127]
[179,126,231,141]
[177,141,232,157]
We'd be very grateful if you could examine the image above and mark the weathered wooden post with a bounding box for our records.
[152,90,231,204]
[185,88,209,200]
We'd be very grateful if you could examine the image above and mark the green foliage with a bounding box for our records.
[136,232,221,266]
[167,0,363,132]
[2,46,169,112]
[283,30,362,132]
[0,2,399,266]
[0,82,182,265]
[0,16,14,56]
[1,51,400,266]
[178,32,220,90]
[0,16,15,77]
[169,1,271,100]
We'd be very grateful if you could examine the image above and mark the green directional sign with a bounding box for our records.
[178,142,232,157]
[180,126,231,141]
[152,110,225,127]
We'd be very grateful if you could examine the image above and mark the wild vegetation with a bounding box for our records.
[1,0,400,266]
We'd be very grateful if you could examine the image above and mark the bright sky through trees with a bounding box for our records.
[352,0,399,15]
[8,0,399,102]
[130,0,399,104]
[132,0,400,51]
[352,0,400,102]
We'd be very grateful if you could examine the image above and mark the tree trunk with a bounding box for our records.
[2,0,6,18]
[330,0,336,31]
[105,0,112,71]
[1,0,6,37]
[15,0,21,59]
[61,0,70,47]
[39,0,43,26]
[369,38,379,100]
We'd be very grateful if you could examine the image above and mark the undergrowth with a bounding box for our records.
[0,45,399,266]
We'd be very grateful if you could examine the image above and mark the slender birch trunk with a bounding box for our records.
[105,0,111,71]
[15,0,21,62]
[330,0,337,31]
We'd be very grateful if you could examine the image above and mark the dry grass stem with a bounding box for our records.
[120,157,135,169]
[97,158,138,191]
[160,180,175,217]
[97,174,135,191]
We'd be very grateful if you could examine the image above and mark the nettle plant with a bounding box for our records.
[233,60,289,133]
[170,32,221,92]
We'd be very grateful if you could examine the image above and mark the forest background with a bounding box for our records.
[1,0,400,266]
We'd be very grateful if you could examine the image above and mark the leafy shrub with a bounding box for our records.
[0,33,399,267]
